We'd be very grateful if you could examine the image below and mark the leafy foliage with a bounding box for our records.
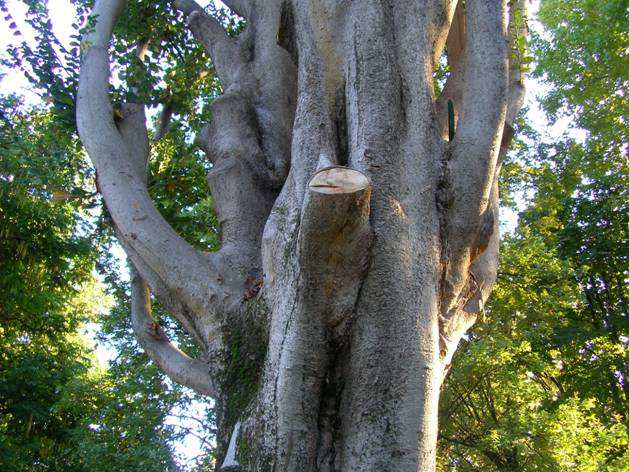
[439,234,628,470]
[0,97,95,338]
[0,93,196,469]
[533,0,628,154]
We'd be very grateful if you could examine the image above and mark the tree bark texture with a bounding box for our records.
[77,1,528,470]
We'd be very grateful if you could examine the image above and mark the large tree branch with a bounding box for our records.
[440,174,499,375]
[194,92,277,291]
[451,0,508,206]
[178,0,296,188]
[440,0,508,314]
[130,265,217,397]
[116,103,149,177]
[77,0,231,326]
[507,0,528,119]
[445,0,465,69]
[174,0,244,86]
[221,0,250,18]
[440,1,528,372]
[174,1,285,281]
[446,0,529,325]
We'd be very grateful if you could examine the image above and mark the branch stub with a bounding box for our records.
[308,166,370,195]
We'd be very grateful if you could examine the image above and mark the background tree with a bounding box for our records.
[0,94,98,470]
[0,89,219,470]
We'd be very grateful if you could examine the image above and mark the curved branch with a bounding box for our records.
[117,103,149,177]
[130,265,217,398]
[77,0,230,323]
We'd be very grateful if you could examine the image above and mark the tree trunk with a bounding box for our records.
[76,1,528,470]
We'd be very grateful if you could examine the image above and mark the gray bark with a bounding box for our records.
[77,0,527,470]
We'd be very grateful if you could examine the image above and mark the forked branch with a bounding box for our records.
[221,0,250,19]
[450,0,508,212]
[123,241,206,347]
[436,1,465,139]
[439,0,529,370]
